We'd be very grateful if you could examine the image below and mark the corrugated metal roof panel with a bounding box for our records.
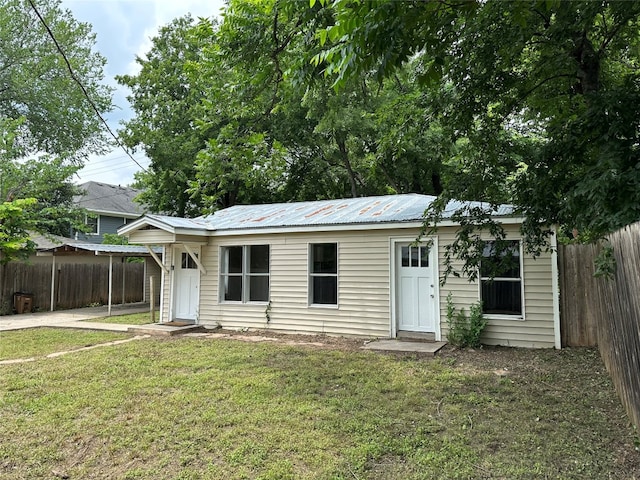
[201,194,514,231]
[70,244,162,255]
[145,214,211,230]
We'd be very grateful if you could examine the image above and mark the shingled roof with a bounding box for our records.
[74,181,145,217]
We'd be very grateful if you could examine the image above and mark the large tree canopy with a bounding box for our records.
[117,15,210,217]
[0,0,112,262]
[314,0,640,247]
[121,1,463,216]
[0,0,113,160]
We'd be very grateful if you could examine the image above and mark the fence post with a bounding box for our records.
[150,275,155,324]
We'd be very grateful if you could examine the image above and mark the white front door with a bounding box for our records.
[174,247,200,321]
[396,242,436,333]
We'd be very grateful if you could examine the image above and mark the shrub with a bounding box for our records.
[445,292,487,348]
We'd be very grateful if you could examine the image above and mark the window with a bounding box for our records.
[181,252,198,269]
[401,245,430,268]
[86,215,98,234]
[220,245,269,303]
[309,243,337,305]
[480,241,523,316]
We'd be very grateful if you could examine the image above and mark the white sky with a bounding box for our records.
[60,0,226,186]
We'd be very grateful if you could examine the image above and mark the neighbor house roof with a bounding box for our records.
[74,181,145,217]
[119,194,516,237]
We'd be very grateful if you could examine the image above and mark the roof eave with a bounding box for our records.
[209,215,524,237]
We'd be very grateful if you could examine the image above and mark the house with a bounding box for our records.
[119,194,561,348]
[74,181,145,243]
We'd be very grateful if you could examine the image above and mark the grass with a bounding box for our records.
[82,312,156,326]
[0,330,638,479]
[0,328,133,361]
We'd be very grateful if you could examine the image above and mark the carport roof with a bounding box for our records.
[31,233,161,256]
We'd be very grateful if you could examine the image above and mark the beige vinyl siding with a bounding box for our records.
[160,245,172,322]
[129,229,176,244]
[437,224,556,348]
[198,230,400,337]
[157,222,556,346]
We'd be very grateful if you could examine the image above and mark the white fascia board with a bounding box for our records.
[208,216,525,237]
[86,208,141,218]
[118,216,176,235]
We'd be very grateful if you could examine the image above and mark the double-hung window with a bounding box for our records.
[86,215,98,235]
[480,240,523,317]
[309,243,338,305]
[220,245,270,303]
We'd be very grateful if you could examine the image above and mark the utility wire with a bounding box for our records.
[28,0,148,173]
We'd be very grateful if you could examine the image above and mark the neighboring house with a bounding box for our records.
[74,181,145,243]
[119,194,561,348]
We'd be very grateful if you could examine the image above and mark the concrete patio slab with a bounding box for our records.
[362,340,447,355]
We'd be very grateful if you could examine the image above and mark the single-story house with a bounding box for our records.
[119,194,560,348]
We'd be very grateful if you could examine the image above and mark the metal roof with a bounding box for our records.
[200,194,514,231]
[32,233,162,256]
[69,244,163,255]
[144,214,211,231]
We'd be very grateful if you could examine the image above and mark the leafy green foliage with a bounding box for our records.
[310,0,640,277]
[123,1,464,216]
[0,198,37,264]
[446,293,487,348]
[0,0,112,160]
[117,15,210,216]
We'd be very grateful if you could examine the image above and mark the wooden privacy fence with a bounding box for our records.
[0,261,145,314]
[559,222,640,430]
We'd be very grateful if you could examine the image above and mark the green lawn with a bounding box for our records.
[0,330,638,479]
[82,312,156,326]
[0,328,133,361]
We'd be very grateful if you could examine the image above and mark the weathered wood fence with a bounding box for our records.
[559,222,640,430]
[0,262,145,314]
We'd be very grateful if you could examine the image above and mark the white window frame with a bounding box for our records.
[308,242,339,308]
[85,214,99,235]
[478,240,525,320]
[219,245,270,304]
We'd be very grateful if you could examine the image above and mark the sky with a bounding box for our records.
[60,0,226,187]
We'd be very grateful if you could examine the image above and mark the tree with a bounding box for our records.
[0,0,113,160]
[117,15,214,217]
[189,0,455,207]
[0,0,113,264]
[311,0,640,277]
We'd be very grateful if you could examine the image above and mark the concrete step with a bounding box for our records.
[396,331,436,342]
[128,323,204,337]
[362,340,446,355]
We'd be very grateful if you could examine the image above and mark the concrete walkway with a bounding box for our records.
[0,304,149,332]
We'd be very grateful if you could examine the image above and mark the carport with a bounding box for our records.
[36,242,163,315]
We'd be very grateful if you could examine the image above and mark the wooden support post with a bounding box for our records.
[150,276,156,324]
[108,255,113,316]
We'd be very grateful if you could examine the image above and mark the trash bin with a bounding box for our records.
[13,292,34,314]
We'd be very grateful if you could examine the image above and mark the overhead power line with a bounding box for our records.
[28,0,148,173]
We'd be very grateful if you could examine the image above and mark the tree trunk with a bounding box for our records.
[337,138,358,198]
